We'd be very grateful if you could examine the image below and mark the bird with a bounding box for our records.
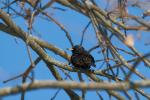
[69,45,96,69]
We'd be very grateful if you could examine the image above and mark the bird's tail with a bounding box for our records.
[92,63,96,67]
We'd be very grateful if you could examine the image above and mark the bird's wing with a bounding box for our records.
[89,54,96,67]
[82,51,96,67]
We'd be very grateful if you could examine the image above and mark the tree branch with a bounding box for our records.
[1,80,150,97]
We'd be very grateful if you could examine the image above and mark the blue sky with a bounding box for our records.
[0,0,150,100]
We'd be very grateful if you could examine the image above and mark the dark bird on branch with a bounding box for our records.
[69,45,96,69]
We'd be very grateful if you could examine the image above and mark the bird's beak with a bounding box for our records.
[67,48,74,51]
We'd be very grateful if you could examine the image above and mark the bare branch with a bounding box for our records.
[1,80,150,97]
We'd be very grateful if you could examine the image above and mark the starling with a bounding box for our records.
[69,45,96,69]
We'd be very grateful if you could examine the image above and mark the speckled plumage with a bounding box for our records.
[70,45,96,69]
